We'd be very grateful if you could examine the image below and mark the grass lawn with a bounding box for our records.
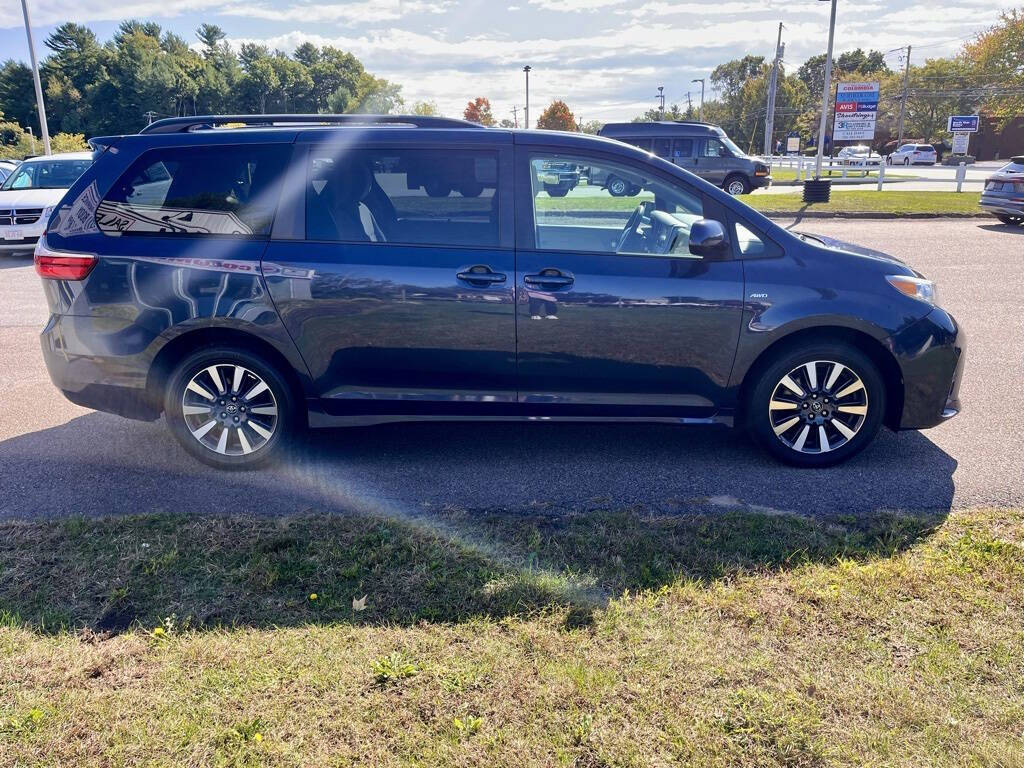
[1,506,1022,766]
[745,190,982,216]
[535,190,983,217]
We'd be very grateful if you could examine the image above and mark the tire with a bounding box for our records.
[459,181,483,198]
[544,184,570,198]
[627,184,642,197]
[607,176,629,197]
[164,346,296,470]
[425,182,451,198]
[996,214,1023,226]
[724,175,751,196]
[747,342,886,468]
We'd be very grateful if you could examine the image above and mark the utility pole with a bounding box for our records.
[763,22,784,156]
[20,0,50,155]
[686,92,693,118]
[813,0,838,180]
[143,110,159,125]
[511,105,519,129]
[691,78,705,122]
[656,86,665,118]
[523,66,531,129]
[896,44,911,146]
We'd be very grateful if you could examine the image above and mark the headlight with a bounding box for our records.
[886,275,936,305]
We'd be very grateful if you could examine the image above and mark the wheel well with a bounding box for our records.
[736,326,904,429]
[146,328,308,426]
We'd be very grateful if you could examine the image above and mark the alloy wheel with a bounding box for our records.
[767,360,868,455]
[181,363,279,456]
[726,179,746,195]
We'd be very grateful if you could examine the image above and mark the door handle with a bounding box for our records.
[524,270,574,288]
[457,265,507,286]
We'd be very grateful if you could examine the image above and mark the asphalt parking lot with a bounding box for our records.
[1,217,1021,521]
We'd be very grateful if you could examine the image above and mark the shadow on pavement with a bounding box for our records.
[0,254,33,270]
[0,413,956,633]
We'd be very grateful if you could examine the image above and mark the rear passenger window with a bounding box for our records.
[97,145,289,237]
[305,148,499,247]
[624,139,652,152]
[653,138,671,158]
[672,139,693,158]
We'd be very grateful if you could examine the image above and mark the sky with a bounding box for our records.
[1,0,1019,123]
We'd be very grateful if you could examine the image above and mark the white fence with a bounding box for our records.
[761,155,973,192]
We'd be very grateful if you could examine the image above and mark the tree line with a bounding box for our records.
[0,20,417,158]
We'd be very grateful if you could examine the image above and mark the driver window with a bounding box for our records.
[703,139,726,158]
[529,154,703,256]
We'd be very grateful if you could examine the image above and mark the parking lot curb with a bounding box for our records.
[760,211,993,220]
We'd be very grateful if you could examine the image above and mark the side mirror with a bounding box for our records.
[688,218,730,258]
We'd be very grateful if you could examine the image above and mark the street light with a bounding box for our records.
[691,78,705,121]
[20,0,50,155]
[523,66,532,130]
[814,0,837,180]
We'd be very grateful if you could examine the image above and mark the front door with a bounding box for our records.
[695,137,731,185]
[263,139,517,416]
[514,146,744,417]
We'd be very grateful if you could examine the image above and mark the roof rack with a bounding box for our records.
[139,114,484,135]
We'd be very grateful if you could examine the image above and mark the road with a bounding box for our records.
[1,217,1021,522]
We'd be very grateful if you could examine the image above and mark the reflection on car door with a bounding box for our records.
[262,139,517,418]
[514,146,744,417]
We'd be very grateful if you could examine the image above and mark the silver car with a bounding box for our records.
[980,155,1024,225]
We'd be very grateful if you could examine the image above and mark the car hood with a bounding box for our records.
[798,231,915,270]
[0,188,68,208]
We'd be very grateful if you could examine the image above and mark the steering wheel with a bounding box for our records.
[615,204,646,253]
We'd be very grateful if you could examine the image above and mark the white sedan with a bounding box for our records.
[836,145,882,166]
[886,144,937,166]
[0,151,93,254]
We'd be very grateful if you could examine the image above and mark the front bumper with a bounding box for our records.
[888,307,965,430]
[752,174,772,189]
[0,220,45,253]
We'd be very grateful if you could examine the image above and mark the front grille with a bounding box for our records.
[0,208,43,226]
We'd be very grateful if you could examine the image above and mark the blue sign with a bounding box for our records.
[948,115,979,133]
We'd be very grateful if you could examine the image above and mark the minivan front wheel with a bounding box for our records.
[165,347,295,470]
[748,343,885,467]
[724,175,751,196]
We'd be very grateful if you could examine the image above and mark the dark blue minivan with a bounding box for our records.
[35,115,964,469]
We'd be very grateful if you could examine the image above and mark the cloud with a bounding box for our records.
[527,0,627,10]
[218,0,454,24]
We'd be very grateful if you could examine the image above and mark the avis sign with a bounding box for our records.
[833,82,879,141]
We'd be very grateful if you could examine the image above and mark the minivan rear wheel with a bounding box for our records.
[996,214,1023,226]
[748,342,885,467]
[724,175,751,196]
[165,347,295,470]
[607,176,629,197]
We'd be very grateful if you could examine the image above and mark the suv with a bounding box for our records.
[36,114,964,469]
[598,121,771,196]
[979,155,1024,226]
[886,144,937,166]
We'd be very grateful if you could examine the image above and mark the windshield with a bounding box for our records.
[719,135,746,157]
[0,158,92,191]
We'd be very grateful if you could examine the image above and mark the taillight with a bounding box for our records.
[34,236,96,280]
